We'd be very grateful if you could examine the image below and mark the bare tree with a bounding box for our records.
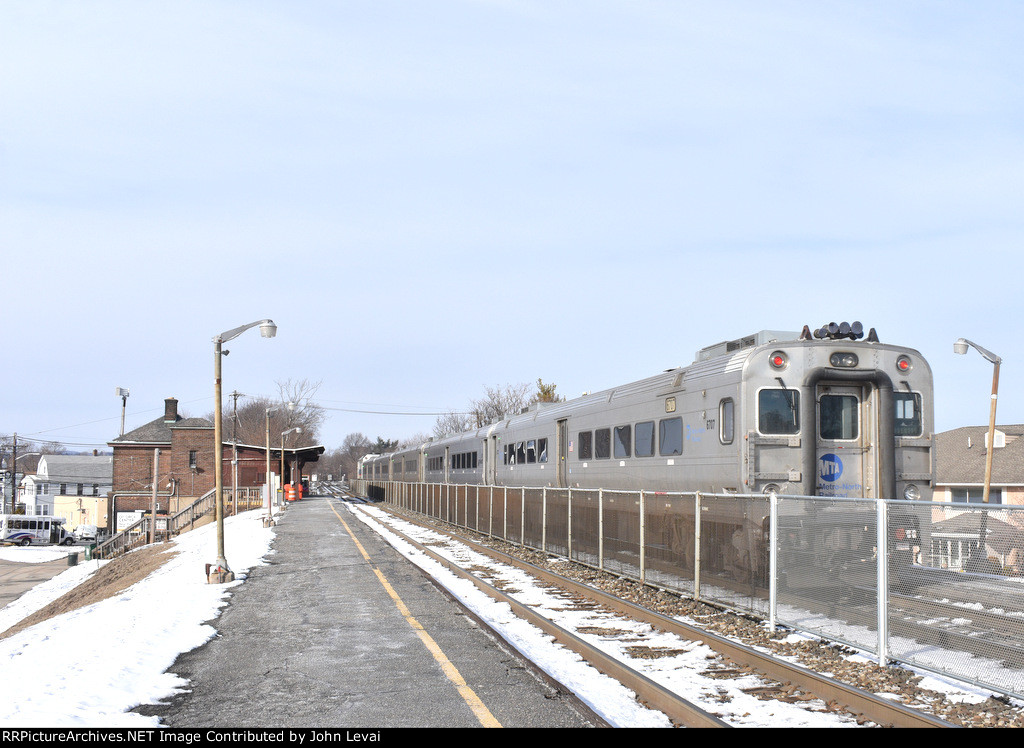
[210,379,326,448]
[433,410,474,438]
[276,379,326,445]
[432,380,563,438]
[401,432,432,448]
[469,383,532,427]
[336,432,375,481]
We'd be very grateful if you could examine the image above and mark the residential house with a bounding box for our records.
[932,425,1024,572]
[19,454,113,532]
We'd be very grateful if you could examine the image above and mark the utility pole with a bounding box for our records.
[10,433,17,515]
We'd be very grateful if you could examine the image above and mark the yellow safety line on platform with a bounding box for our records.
[324,498,502,728]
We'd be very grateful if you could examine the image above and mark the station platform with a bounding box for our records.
[142,495,598,728]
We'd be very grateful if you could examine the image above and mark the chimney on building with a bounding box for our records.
[164,397,179,424]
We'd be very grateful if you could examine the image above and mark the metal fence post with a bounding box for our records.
[877,498,889,666]
[694,492,702,599]
[567,487,573,560]
[769,491,778,632]
[598,488,605,571]
[542,486,547,552]
[521,487,525,546]
[639,490,646,584]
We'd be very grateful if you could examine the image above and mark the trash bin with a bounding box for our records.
[67,553,79,567]
[84,544,96,561]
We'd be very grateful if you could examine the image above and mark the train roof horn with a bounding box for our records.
[802,321,878,342]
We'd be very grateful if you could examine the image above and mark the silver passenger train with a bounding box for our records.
[360,322,934,506]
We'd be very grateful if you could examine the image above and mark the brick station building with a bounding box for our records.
[107,397,323,528]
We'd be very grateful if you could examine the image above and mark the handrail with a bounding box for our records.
[91,487,267,560]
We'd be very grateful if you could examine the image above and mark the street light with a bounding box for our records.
[281,426,301,503]
[211,319,277,584]
[954,338,1002,505]
[116,387,130,437]
[955,337,1002,573]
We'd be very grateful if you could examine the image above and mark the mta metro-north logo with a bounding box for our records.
[819,453,843,482]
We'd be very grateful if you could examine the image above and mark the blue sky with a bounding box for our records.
[2,1,1023,451]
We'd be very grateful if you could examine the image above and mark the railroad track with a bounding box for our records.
[890,594,1024,669]
[343,498,953,728]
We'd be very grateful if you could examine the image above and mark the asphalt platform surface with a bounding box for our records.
[139,496,600,728]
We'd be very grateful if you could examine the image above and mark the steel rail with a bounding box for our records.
[374,503,956,729]
[351,503,730,728]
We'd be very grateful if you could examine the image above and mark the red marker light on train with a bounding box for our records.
[896,355,912,373]
[769,352,788,369]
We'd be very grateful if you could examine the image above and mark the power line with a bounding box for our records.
[319,405,470,416]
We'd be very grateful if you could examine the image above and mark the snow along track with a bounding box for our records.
[338,498,951,727]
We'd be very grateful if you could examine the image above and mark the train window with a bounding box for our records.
[506,445,516,465]
[635,421,655,457]
[527,440,537,463]
[895,393,923,437]
[720,399,735,444]
[516,442,526,464]
[613,425,631,458]
[820,394,859,440]
[595,428,611,459]
[578,431,593,460]
[538,438,548,462]
[659,417,683,456]
[758,389,800,435]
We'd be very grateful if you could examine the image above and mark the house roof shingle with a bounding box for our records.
[934,424,1024,485]
[35,454,113,483]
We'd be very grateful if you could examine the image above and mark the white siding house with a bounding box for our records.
[19,454,113,518]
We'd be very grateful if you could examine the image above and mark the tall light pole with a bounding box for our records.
[264,407,276,527]
[116,387,130,437]
[211,319,277,584]
[954,338,1001,505]
[955,337,1001,572]
[281,426,301,502]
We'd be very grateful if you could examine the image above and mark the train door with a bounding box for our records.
[815,383,875,498]
[556,419,568,488]
[487,436,499,485]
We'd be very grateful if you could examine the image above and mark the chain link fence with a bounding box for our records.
[361,479,1024,701]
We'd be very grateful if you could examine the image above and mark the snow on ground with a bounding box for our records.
[0,511,275,727]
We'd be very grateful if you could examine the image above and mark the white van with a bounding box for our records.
[74,525,98,542]
[0,515,76,546]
